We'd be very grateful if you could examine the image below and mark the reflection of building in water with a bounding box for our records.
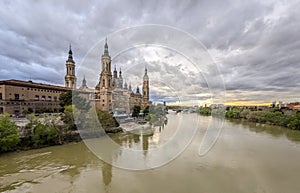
[102,161,112,186]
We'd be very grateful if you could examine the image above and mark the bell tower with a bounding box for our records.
[97,38,113,111]
[65,44,77,89]
[142,66,149,105]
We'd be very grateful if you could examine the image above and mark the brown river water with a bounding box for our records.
[1,112,300,193]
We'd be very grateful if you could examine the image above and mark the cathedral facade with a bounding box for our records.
[94,40,151,113]
[0,41,150,115]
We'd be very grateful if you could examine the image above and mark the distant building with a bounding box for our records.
[0,79,67,114]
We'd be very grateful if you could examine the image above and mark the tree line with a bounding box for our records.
[0,90,121,153]
[225,108,300,130]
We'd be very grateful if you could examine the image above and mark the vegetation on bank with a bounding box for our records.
[225,108,300,130]
[147,106,167,126]
[199,107,212,116]
[0,113,81,153]
[0,90,120,154]
[0,114,20,153]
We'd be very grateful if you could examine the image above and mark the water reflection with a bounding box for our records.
[98,118,167,188]
[2,114,300,192]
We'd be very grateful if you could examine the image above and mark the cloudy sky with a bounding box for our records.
[0,0,299,105]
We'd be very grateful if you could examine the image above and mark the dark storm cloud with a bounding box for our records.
[0,0,299,103]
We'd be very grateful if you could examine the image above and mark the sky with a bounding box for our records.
[0,0,299,106]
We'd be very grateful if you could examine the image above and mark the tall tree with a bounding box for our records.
[0,114,20,152]
[132,105,141,117]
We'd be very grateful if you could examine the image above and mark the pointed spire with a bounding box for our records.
[82,75,87,87]
[113,65,117,78]
[68,43,73,61]
[136,86,140,94]
[124,79,128,89]
[145,66,147,75]
[119,67,122,77]
[104,37,109,55]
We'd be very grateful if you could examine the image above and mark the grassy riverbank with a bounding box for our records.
[199,107,300,130]
[225,108,300,130]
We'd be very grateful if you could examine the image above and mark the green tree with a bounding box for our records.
[59,90,73,108]
[199,107,211,116]
[97,110,120,132]
[143,106,150,115]
[0,114,20,152]
[288,112,300,130]
[132,105,141,117]
[32,123,48,147]
[59,90,90,112]
[62,105,80,130]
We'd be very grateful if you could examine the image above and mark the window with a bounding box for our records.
[0,93,2,100]
[14,94,19,100]
[35,95,39,101]
[54,96,57,102]
[48,96,52,101]
[42,96,46,101]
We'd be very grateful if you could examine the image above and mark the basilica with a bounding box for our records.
[0,40,150,115]
[67,39,151,114]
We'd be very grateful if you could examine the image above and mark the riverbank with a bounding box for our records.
[225,108,300,130]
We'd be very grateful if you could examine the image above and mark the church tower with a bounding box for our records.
[97,38,113,111]
[65,44,77,89]
[142,67,149,106]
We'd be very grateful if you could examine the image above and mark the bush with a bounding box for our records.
[0,114,20,152]
[199,107,211,116]
[97,111,120,130]
[132,105,141,117]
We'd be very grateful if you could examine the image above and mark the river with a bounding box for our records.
[1,112,300,193]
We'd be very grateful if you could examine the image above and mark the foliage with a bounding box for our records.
[147,106,167,126]
[0,114,20,152]
[59,90,90,112]
[132,105,141,117]
[59,90,73,108]
[288,112,300,130]
[32,122,48,146]
[62,105,80,130]
[143,106,150,115]
[25,114,63,147]
[199,107,211,116]
[97,110,119,129]
[225,108,243,119]
[225,108,300,130]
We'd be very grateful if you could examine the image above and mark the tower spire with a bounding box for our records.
[104,37,109,55]
[68,43,73,61]
[119,67,122,77]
